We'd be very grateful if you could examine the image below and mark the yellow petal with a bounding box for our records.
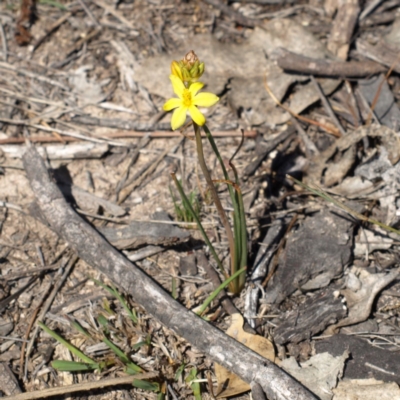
[170,75,185,99]
[163,98,182,111]
[193,92,219,108]
[189,105,206,126]
[171,61,183,81]
[188,81,204,96]
[171,106,187,130]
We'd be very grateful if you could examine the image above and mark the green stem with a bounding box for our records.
[193,123,236,278]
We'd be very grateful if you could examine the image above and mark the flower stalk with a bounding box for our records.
[164,51,247,295]
[193,122,236,285]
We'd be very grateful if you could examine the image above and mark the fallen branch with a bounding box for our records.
[273,47,387,77]
[22,146,318,400]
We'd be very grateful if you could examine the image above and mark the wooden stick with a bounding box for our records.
[0,130,257,145]
[273,47,387,77]
[22,146,318,400]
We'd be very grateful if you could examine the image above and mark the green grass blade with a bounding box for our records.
[186,368,201,400]
[93,279,138,323]
[38,322,96,365]
[51,360,98,372]
[102,336,143,373]
[175,363,186,381]
[197,267,246,316]
[67,317,91,338]
[38,0,68,10]
[102,336,130,364]
[171,173,228,279]
[132,379,160,392]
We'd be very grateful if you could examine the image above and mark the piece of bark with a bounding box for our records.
[0,363,22,396]
[99,211,190,249]
[327,0,360,60]
[315,334,400,384]
[179,254,198,276]
[22,146,317,400]
[273,47,387,77]
[273,290,347,344]
[264,208,354,304]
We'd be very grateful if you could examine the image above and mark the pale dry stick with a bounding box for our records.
[93,0,140,34]
[290,117,320,158]
[4,373,159,400]
[0,118,131,147]
[77,0,100,26]
[0,62,69,90]
[310,76,346,136]
[0,21,7,61]
[0,130,257,144]
[263,75,342,138]
[23,146,318,400]
[359,0,386,20]
[0,86,64,107]
[118,139,184,204]
[0,200,24,213]
[23,256,78,380]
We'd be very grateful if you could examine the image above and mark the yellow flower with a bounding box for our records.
[163,75,219,130]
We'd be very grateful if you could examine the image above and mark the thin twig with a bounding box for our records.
[0,21,7,61]
[6,373,158,400]
[264,75,341,137]
[310,76,346,136]
[118,139,183,204]
[77,0,100,27]
[0,130,256,144]
[0,61,69,90]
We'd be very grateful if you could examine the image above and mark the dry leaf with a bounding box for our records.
[214,314,275,398]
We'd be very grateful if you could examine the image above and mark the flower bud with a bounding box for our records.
[170,51,205,86]
[182,50,198,69]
